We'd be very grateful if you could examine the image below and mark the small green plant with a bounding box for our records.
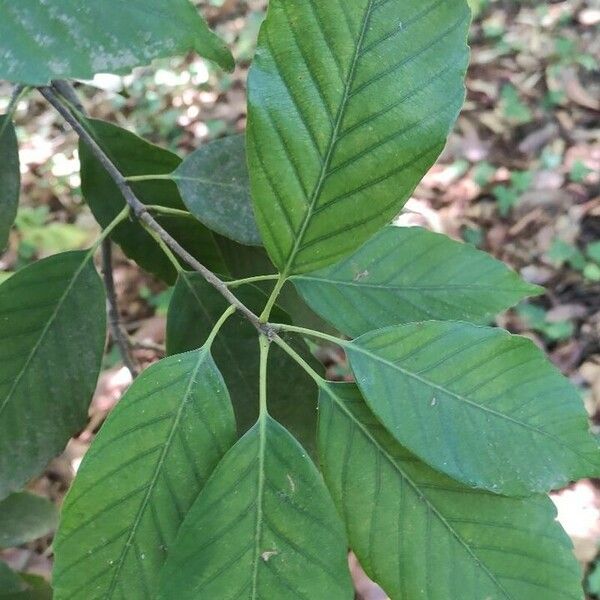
[0,1,598,598]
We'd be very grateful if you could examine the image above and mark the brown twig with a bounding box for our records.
[101,240,139,377]
[38,84,269,336]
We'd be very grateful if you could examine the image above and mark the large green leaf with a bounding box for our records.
[158,415,353,599]
[0,1,233,85]
[246,0,470,274]
[53,348,237,600]
[293,226,542,336]
[80,119,226,285]
[0,492,58,548]
[167,272,320,453]
[346,321,600,496]
[0,251,105,500]
[319,383,584,599]
[0,115,20,251]
[173,135,261,246]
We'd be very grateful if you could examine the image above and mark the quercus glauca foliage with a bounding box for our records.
[0,0,597,598]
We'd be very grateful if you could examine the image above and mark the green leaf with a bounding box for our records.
[158,416,353,599]
[167,272,320,453]
[0,562,26,594]
[346,321,600,496]
[319,383,584,600]
[80,119,226,284]
[246,0,470,274]
[0,492,58,548]
[0,0,233,85]
[0,251,105,500]
[292,226,541,336]
[52,348,237,600]
[173,135,261,246]
[0,116,20,251]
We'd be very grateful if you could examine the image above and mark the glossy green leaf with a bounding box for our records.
[53,348,237,600]
[319,383,584,599]
[173,135,261,246]
[347,321,600,495]
[0,251,105,500]
[0,116,19,251]
[0,1,233,85]
[0,492,58,548]
[80,119,226,285]
[167,272,320,453]
[293,226,542,336]
[247,0,470,274]
[158,415,353,599]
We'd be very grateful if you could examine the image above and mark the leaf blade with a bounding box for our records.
[0,115,19,251]
[0,0,233,85]
[0,492,58,548]
[80,119,226,284]
[319,383,584,600]
[0,251,105,499]
[346,321,600,495]
[167,272,320,453]
[293,226,542,336]
[158,416,353,599]
[174,135,261,246]
[52,349,237,600]
[247,0,470,274]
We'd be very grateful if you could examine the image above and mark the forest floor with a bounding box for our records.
[0,0,598,597]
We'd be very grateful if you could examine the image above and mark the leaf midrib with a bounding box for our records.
[350,342,593,464]
[104,349,209,598]
[281,0,376,276]
[322,387,513,599]
[294,275,530,293]
[251,416,267,598]
[0,253,90,418]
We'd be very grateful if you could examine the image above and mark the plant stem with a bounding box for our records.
[225,274,280,288]
[146,205,195,219]
[258,335,270,417]
[142,222,184,273]
[38,85,268,335]
[259,273,287,323]
[273,323,348,347]
[271,336,325,387]
[206,305,236,347]
[125,174,172,183]
[101,240,139,377]
[0,85,30,138]
[87,205,131,258]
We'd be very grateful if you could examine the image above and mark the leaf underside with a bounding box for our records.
[167,272,321,454]
[159,416,353,599]
[347,321,599,495]
[0,0,233,85]
[174,135,261,246]
[293,226,541,337]
[319,384,584,600]
[52,349,237,600]
[247,0,470,274]
[80,119,226,285]
[0,251,105,500]
[0,115,20,251]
